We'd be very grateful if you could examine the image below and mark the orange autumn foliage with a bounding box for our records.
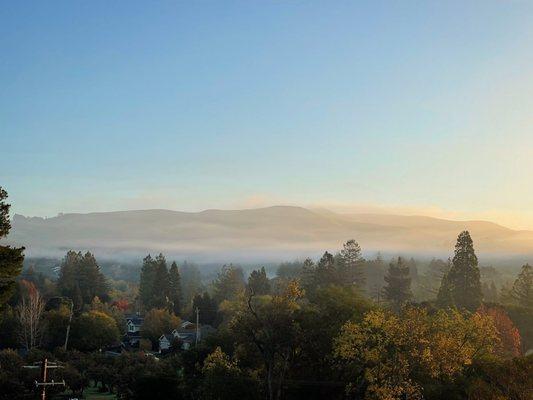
[477,305,521,358]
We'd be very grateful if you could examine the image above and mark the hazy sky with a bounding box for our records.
[1,1,532,229]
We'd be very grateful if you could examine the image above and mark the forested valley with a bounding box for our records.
[0,187,531,400]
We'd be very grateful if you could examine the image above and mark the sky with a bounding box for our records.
[1,1,532,229]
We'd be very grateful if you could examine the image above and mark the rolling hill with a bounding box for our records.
[4,206,533,261]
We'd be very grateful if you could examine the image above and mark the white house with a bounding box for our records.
[126,316,143,333]
[158,334,174,352]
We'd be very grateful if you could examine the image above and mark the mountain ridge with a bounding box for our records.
[5,206,533,261]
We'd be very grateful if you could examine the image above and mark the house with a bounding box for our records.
[126,315,144,333]
[124,315,144,348]
[158,334,174,353]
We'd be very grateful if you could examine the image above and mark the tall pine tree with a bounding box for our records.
[152,253,170,309]
[437,231,482,311]
[247,267,271,295]
[315,251,338,287]
[0,187,24,311]
[338,239,365,289]
[168,261,182,315]
[383,257,412,313]
[139,254,156,310]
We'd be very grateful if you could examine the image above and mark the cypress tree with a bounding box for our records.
[168,261,182,315]
[383,257,412,313]
[437,231,482,311]
[0,187,24,311]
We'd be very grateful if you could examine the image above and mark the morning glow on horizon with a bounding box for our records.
[1,1,532,229]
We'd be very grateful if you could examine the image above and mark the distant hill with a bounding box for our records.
[4,206,533,261]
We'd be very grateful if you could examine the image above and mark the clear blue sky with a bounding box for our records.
[1,1,532,228]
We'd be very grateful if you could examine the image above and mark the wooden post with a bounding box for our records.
[40,358,47,400]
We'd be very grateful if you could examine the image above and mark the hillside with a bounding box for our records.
[4,206,533,261]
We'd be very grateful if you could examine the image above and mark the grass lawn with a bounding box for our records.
[53,385,117,400]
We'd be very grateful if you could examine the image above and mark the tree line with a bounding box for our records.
[0,186,532,400]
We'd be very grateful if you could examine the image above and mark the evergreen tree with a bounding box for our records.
[338,239,365,289]
[315,251,338,287]
[139,254,156,310]
[247,267,271,295]
[300,258,316,290]
[0,187,24,311]
[437,231,482,311]
[168,261,182,315]
[192,292,218,326]
[56,250,108,310]
[511,264,532,309]
[152,254,170,309]
[212,264,245,304]
[383,257,412,313]
[365,253,386,295]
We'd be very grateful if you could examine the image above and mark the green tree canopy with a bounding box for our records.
[56,251,108,310]
[168,261,182,315]
[437,231,482,311]
[383,257,412,312]
[247,267,271,295]
[0,187,24,311]
[511,264,532,309]
[212,264,245,304]
[338,239,365,288]
[140,308,181,345]
[70,310,120,351]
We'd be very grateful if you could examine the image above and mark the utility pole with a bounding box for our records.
[195,307,199,346]
[64,298,74,351]
[23,358,65,400]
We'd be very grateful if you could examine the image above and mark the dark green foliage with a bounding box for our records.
[437,231,482,311]
[192,292,218,326]
[0,187,11,238]
[383,257,412,312]
[56,251,108,310]
[338,239,365,288]
[152,253,170,308]
[212,264,245,304]
[139,254,156,309]
[511,264,532,309]
[315,251,338,287]
[0,306,19,349]
[0,187,24,312]
[169,261,182,315]
[0,246,24,311]
[70,310,120,351]
[247,267,271,295]
[0,349,24,400]
[139,253,171,310]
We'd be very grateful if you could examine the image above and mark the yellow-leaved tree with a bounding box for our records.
[334,307,498,400]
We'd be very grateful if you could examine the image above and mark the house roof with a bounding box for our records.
[159,334,174,342]
[126,316,144,325]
